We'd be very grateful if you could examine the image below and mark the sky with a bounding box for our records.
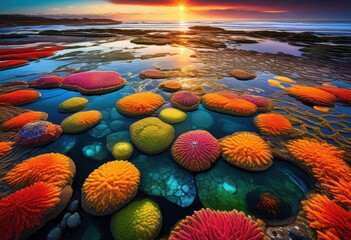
[1,0,351,21]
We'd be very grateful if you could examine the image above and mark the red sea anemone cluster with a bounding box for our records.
[241,95,273,112]
[171,91,201,111]
[169,208,265,240]
[172,130,220,172]
[317,87,351,104]
[0,60,29,70]
[0,89,41,106]
[29,75,62,89]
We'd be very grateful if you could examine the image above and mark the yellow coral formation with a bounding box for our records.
[274,76,295,83]
[1,153,75,188]
[0,141,13,157]
[60,110,102,133]
[220,132,273,171]
[255,113,292,135]
[82,160,140,216]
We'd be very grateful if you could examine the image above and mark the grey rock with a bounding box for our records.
[60,212,71,228]
[67,212,81,228]
[47,226,62,240]
[69,200,79,212]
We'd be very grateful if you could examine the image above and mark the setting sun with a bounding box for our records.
[179,5,185,11]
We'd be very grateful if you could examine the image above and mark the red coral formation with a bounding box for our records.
[0,89,41,106]
[0,182,61,240]
[0,141,13,157]
[2,81,27,86]
[169,208,265,240]
[29,75,62,89]
[171,91,201,111]
[256,193,280,217]
[241,95,273,112]
[139,69,165,79]
[317,87,351,104]
[0,51,55,60]
[254,113,292,135]
[0,46,38,55]
[285,85,337,106]
[2,111,48,131]
[0,60,29,70]
[302,194,351,240]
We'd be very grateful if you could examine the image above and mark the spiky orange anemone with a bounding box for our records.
[158,80,182,92]
[0,141,13,157]
[302,194,351,240]
[2,153,75,188]
[202,93,257,116]
[287,138,351,208]
[116,92,164,117]
[2,111,48,131]
[254,113,292,135]
[285,85,336,106]
[0,182,61,240]
[0,89,41,106]
[317,87,351,104]
[220,132,273,171]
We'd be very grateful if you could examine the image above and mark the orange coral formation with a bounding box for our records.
[202,93,257,116]
[82,160,140,216]
[2,153,75,188]
[285,85,337,106]
[220,132,273,171]
[0,89,41,106]
[116,92,164,117]
[302,194,351,240]
[254,113,292,135]
[0,182,61,240]
[158,80,182,92]
[317,87,351,104]
[2,111,48,131]
[0,141,13,157]
[287,138,351,208]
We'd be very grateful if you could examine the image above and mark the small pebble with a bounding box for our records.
[47,226,62,240]
[69,200,79,212]
[67,212,81,228]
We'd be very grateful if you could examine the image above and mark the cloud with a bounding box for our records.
[49,8,61,11]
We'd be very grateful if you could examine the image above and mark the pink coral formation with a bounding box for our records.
[139,69,165,79]
[317,87,351,104]
[2,111,48,131]
[285,85,337,106]
[172,130,220,172]
[0,60,29,70]
[61,71,126,95]
[254,113,292,135]
[241,95,273,112]
[169,208,265,240]
[171,91,201,111]
[0,89,41,106]
[29,75,62,89]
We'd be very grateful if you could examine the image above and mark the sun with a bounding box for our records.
[179,5,185,12]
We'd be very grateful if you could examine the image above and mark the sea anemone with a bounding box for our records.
[229,69,256,80]
[81,160,140,216]
[2,111,48,131]
[159,108,187,124]
[202,93,257,116]
[60,110,102,133]
[116,92,164,117]
[302,194,351,240]
[0,141,13,157]
[0,89,41,106]
[0,60,29,70]
[1,153,75,188]
[0,182,61,240]
[287,138,351,208]
[110,199,162,240]
[112,142,133,160]
[241,95,273,112]
[170,91,201,111]
[169,208,265,240]
[60,71,126,95]
[254,113,292,135]
[285,85,337,106]
[158,80,182,92]
[139,69,165,79]
[130,117,175,154]
[172,130,220,172]
[256,193,280,218]
[28,75,62,89]
[274,76,295,83]
[57,97,88,113]
[220,132,273,171]
[317,87,351,104]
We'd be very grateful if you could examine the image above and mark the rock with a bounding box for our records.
[89,121,112,139]
[191,110,214,130]
[106,131,130,151]
[60,212,72,228]
[109,120,125,132]
[69,200,79,212]
[47,226,63,240]
[229,69,256,80]
[67,212,81,228]
[82,141,109,161]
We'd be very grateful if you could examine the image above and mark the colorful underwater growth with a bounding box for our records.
[267,79,285,89]
[256,193,280,218]
[0,182,61,240]
[287,138,351,208]
[0,141,13,157]
[57,97,88,113]
[139,69,165,79]
[0,51,55,60]
[2,111,48,131]
[302,194,351,240]
[61,71,126,95]
[2,153,76,188]
[159,108,187,124]
[0,60,29,70]
[0,89,41,106]
[229,68,257,80]
[317,86,351,104]
[172,130,220,172]
[285,85,337,106]
[110,199,162,240]
[158,80,182,92]
[171,91,201,111]
[28,75,62,89]
[220,132,273,171]
[241,95,273,113]
[169,208,265,240]
[60,110,102,133]
[202,92,257,116]
[116,92,164,117]
[15,121,62,147]
[254,113,292,135]
[274,76,296,83]
[81,160,140,216]
[130,117,175,155]
[112,142,134,160]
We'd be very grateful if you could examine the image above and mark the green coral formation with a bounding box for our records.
[60,110,102,134]
[129,117,175,154]
[112,142,133,160]
[57,97,88,113]
[110,199,162,240]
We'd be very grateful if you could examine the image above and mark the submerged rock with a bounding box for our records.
[47,226,63,240]
[67,212,81,228]
[82,141,108,161]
